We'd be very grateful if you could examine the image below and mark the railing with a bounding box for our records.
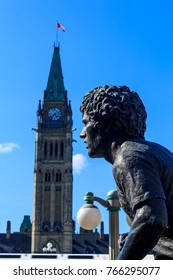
[0,253,154,259]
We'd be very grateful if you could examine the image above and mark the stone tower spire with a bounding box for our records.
[45,46,65,101]
[31,45,73,253]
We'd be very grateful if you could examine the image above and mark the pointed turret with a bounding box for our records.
[44,46,65,101]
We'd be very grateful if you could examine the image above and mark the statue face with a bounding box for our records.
[80,112,104,158]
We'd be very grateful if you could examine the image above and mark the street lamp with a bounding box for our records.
[42,242,57,253]
[77,190,120,260]
[77,192,101,230]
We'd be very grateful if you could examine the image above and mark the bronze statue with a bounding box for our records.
[80,85,173,259]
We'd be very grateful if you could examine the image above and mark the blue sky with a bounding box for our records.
[0,0,173,235]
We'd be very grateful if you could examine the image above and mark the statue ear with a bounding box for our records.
[95,116,112,134]
[104,119,113,133]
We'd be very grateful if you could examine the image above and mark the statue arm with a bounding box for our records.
[117,198,168,260]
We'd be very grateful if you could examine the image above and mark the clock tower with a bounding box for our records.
[31,46,73,253]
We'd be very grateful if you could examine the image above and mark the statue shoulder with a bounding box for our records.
[113,139,150,169]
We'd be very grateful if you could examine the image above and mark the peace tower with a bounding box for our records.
[31,45,73,253]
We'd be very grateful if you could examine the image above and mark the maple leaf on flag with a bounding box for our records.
[57,22,66,32]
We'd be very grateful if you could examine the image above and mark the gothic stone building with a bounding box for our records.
[31,45,73,253]
[0,45,109,255]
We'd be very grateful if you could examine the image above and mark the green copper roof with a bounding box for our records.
[20,215,32,232]
[45,46,65,101]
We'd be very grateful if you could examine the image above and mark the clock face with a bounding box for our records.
[48,108,61,120]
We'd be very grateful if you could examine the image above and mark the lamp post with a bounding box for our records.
[42,242,57,253]
[77,190,120,260]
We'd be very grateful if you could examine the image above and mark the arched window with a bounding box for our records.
[50,142,53,157]
[42,222,50,232]
[55,142,58,157]
[45,186,51,191]
[44,141,47,157]
[60,141,64,158]
[45,171,51,182]
[56,171,62,182]
[54,222,62,232]
[55,186,61,191]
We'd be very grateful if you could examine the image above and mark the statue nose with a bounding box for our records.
[80,127,86,138]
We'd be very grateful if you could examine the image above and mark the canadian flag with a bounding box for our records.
[57,22,66,32]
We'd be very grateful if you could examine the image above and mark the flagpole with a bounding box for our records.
[56,21,65,46]
[56,21,59,47]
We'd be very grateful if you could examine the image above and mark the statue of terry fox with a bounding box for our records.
[80,85,173,259]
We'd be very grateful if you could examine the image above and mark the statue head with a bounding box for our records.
[80,85,147,138]
[80,85,147,158]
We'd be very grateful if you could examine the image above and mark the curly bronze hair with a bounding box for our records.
[80,85,147,139]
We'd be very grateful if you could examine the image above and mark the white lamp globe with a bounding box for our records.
[77,204,101,230]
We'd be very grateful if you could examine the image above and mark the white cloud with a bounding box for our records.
[73,153,89,174]
[0,142,20,154]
